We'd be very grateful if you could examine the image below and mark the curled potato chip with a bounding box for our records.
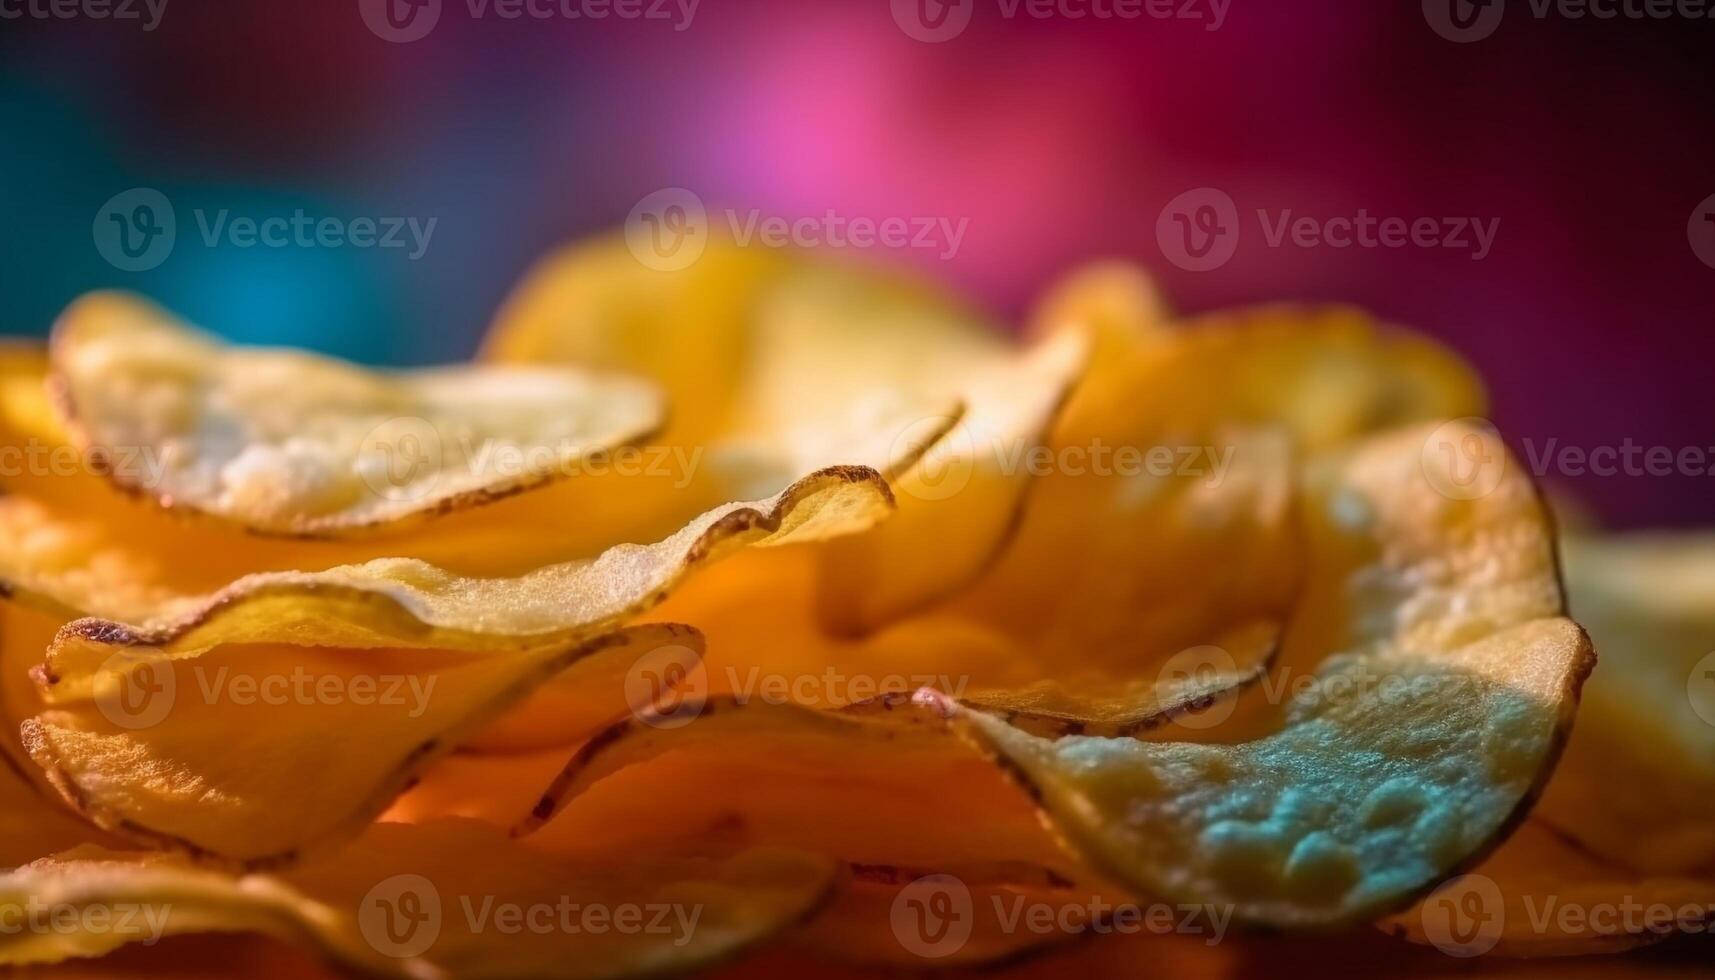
[26,623,698,868]
[608,539,1280,745]
[41,466,903,680]
[20,459,921,868]
[510,696,1073,884]
[948,300,1483,658]
[16,432,939,871]
[0,820,836,979]
[50,292,665,537]
[1025,261,1172,359]
[1537,533,1715,873]
[0,747,120,869]
[813,328,1089,634]
[950,422,1588,928]
[4,291,955,632]
[1387,820,1714,957]
[1381,531,1715,958]
[955,619,1279,739]
[482,235,787,444]
[485,235,1072,636]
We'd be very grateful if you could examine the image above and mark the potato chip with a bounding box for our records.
[40,465,903,678]
[484,236,1083,636]
[501,699,1077,914]
[1537,533,1715,873]
[949,422,1588,928]
[1380,531,1715,957]
[812,329,1089,634]
[1025,260,1172,359]
[26,623,700,868]
[933,300,1482,686]
[0,749,120,869]
[482,235,787,445]
[955,619,1279,739]
[50,292,665,537]
[0,820,836,979]
[0,398,939,650]
[615,540,1281,742]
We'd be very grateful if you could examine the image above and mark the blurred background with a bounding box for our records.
[1,0,1711,524]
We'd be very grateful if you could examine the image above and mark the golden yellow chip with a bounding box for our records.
[27,624,694,868]
[485,236,1088,637]
[51,292,665,537]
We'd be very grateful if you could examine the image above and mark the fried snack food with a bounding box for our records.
[0,242,1667,980]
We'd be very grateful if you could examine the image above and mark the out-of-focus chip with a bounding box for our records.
[1382,531,1715,958]
[0,821,836,979]
[50,292,665,537]
[1537,533,1715,872]
[1,750,122,868]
